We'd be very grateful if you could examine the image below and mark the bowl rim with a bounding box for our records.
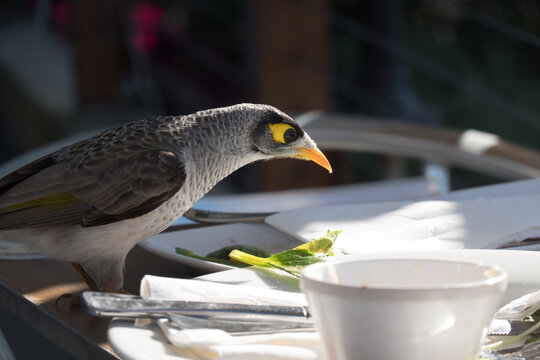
[300,256,508,292]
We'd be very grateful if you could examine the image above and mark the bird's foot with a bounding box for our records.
[55,288,129,310]
[55,293,82,307]
[55,263,130,309]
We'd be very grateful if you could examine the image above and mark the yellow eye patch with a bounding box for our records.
[268,123,298,144]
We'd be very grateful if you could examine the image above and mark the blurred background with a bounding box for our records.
[1,2,540,358]
[1,0,540,193]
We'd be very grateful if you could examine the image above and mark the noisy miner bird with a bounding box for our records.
[0,104,332,291]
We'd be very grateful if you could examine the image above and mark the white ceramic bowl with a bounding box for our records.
[301,256,507,360]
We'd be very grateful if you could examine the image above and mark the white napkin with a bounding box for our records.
[140,275,325,360]
[265,194,540,254]
[495,290,540,321]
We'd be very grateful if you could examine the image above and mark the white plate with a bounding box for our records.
[140,223,303,272]
[109,249,540,360]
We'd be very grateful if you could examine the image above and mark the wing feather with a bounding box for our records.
[0,146,186,229]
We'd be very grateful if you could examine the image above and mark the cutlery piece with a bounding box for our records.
[162,208,276,232]
[512,339,540,359]
[497,238,540,249]
[183,208,275,224]
[167,313,315,334]
[82,292,311,322]
[488,319,540,336]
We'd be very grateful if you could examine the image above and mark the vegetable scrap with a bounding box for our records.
[175,230,342,276]
[229,229,341,277]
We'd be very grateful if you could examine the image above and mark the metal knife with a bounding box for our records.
[82,292,311,322]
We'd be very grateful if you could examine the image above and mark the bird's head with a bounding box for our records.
[247,104,333,173]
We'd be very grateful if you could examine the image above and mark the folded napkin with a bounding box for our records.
[140,275,325,360]
[495,290,540,321]
[140,274,307,305]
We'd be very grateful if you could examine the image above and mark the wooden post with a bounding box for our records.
[253,0,330,111]
[73,0,126,103]
[250,0,337,190]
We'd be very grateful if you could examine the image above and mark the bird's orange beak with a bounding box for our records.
[295,147,333,173]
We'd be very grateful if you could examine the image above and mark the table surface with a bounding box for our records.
[0,244,209,359]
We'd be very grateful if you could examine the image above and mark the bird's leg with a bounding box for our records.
[56,263,104,307]
[70,262,105,292]
[57,263,125,307]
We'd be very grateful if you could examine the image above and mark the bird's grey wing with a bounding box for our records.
[0,155,57,196]
[77,149,186,227]
[0,152,88,229]
[0,149,185,229]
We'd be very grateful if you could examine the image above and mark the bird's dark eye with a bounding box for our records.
[283,128,298,143]
[268,123,299,144]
